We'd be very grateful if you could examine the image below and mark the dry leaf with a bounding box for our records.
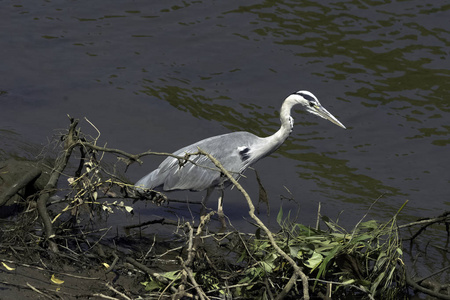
[50,274,64,285]
[1,262,15,271]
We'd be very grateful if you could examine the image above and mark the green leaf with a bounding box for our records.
[351,234,373,242]
[237,249,247,263]
[260,261,274,273]
[161,270,181,280]
[374,252,388,273]
[370,271,385,295]
[330,233,348,241]
[341,279,356,285]
[304,251,323,270]
[276,206,283,225]
[359,220,379,230]
[316,244,342,280]
[238,275,252,285]
[142,280,163,292]
[289,245,301,258]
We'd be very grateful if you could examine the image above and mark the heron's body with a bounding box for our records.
[136,130,285,192]
[135,90,346,222]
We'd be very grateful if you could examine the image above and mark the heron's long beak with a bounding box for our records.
[312,105,346,129]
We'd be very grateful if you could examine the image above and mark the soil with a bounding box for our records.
[1,244,137,299]
[0,233,179,300]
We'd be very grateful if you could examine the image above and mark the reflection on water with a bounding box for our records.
[295,153,403,201]
[227,1,449,134]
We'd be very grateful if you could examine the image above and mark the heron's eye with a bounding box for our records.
[309,102,315,107]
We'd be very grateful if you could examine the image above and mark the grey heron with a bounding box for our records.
[135,91,346,224]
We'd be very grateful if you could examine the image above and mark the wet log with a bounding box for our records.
[0,159,49,210]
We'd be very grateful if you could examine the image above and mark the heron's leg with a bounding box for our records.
[217,188,227,228]
[200,187,214,217]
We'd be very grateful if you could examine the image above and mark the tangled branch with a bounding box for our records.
[195,148,311,300]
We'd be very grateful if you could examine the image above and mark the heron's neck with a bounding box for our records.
[260,97,296,155]
[277,98,296,140]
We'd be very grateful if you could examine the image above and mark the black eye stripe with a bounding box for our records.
[294,92,316,103]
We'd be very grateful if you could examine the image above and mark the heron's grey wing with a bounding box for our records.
[163,151,218,191]
[136,131,261,191]
[135,140,222,191]
[161,134,241,191]
[135,168,163,190]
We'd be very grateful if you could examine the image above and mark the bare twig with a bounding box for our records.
[124,218,178,230]
[26,282,55,300]
[315,202,321,231]
[105,282,132,300]
[275,272,299,300]
[399,214,450,229]
[177,220,211,300]
[416,265,450,284]
[399,211,450,241]
[92,294,120,300]
[105,252,119,273]
[350,194,384,238]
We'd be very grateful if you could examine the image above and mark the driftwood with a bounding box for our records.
[0,157,52,209]
[0,167,41,207]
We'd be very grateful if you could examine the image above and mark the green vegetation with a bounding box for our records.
[141,204,406,299]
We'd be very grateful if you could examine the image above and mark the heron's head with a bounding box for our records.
[290,90,346,129]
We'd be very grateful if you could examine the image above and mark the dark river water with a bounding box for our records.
[1,0,449,283]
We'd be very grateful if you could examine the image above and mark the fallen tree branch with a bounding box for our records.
[399,211,450,230]
[406,273,450,300]
[34,116,205,251]
[399,211,450,241]
[36,116,80,252]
